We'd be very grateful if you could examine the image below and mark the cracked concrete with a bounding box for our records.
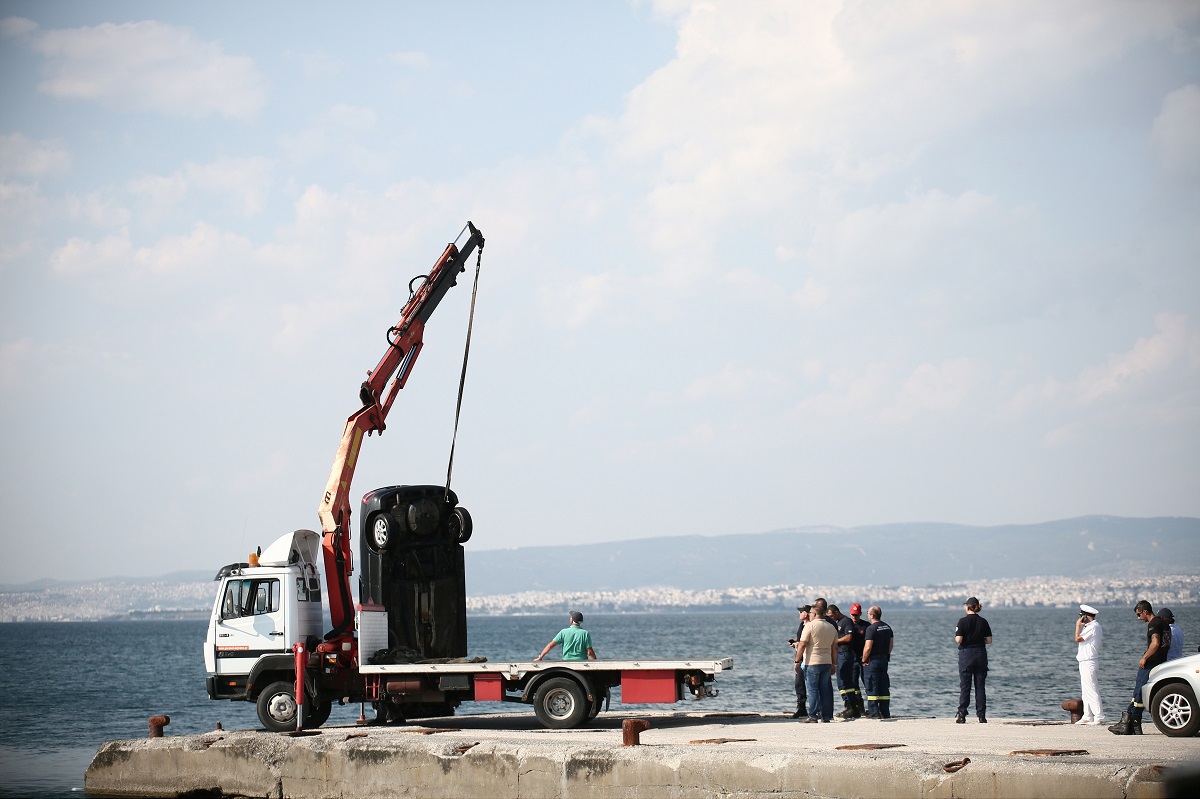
[84,711,1198,798]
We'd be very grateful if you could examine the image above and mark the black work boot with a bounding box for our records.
[1130,716,1143,735]
[955,711,966,724]
[1108,712,1134,735]
[791,702,806,719]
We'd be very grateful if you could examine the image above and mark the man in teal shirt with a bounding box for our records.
[535,611,597,661]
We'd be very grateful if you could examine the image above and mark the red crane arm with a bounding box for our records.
[318,222,484,640]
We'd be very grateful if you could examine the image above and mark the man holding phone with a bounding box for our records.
[1074,604,1103,725]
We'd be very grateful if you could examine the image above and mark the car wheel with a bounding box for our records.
[369,513,394,551]
[1151,682,1200,737]
[449,506,473,544]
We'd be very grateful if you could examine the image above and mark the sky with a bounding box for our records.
[1,1,1198,584]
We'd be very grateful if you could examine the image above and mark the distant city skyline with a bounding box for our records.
[2,3,1198,583]
[2,572,1196,624]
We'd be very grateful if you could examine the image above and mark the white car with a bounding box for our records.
[1142,652,1200,737]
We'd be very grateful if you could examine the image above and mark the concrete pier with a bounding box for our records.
[85,711,1199,798]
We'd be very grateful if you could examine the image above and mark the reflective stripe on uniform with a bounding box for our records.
[866,695,890,701]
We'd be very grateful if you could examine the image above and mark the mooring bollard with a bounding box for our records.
[148,715,170,738]
[622,718,650,746]
[1061,698,1083,724]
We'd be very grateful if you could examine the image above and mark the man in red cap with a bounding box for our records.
[835,602,870,718]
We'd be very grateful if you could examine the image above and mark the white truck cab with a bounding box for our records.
[204,530,325,709]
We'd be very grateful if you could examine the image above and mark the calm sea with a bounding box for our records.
[0,607,1190,797]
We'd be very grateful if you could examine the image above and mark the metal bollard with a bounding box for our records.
[622,718,650,746]
[148,715,171,738]
[1060,698,1083,724]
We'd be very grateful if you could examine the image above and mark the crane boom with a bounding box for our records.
[318,222,484,640]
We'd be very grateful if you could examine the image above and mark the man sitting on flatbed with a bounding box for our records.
[535,611,598,661]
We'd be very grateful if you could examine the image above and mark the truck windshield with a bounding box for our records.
[221,578,280,619]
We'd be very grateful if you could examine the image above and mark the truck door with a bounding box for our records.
[212,576,288,677]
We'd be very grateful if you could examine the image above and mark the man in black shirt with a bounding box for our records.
[1110,599,1169,735]
[789,605,811,718]
[835,603,868,718]
[862,605,893,719]
[954,596,993,723]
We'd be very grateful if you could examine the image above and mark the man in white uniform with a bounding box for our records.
[1074,603,1103,725]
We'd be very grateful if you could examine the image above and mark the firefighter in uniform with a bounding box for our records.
[835,603,868,718]
[862,605,893,719]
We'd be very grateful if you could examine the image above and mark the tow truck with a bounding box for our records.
[203,222,733,731]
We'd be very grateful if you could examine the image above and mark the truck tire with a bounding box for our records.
[257,681,300,732]
[533,677,587,729]
[587,688,606,721]
[449,506,473,544]
[1151,682,1200,737]
[369,513,394,552]
[308,699,333,728]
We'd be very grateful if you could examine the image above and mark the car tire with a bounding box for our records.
[369,513,394,552]
[1150,682,1200,737]
[449,506,473,544]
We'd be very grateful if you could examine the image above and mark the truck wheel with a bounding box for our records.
[369,513,394,551]
[587,692,603,721]
[449,507,473,544]
[308,699,333,728]
[1151,683,1200,737]
[533,677,587,729]
[257,681,300,732]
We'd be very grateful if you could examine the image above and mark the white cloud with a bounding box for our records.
[134,222,254,278]
[683,362,787,401]
[881,357,982,423]
[1073,313,1198,403]
[48,222,254,281]
[390,51,431,69]
[601,0,1198,299]
[128,156,274,216]
[1008,313,1200,416]
[0,16,38,38]
[0,337,34,389]
[0,181,45,264]
[65,192,130,227]
[0,132,71,179]
[29,20,266,119]
[49,229,133,277]
[538,273,617,329]
[1151,84,1200,179]
[279,104,381,169]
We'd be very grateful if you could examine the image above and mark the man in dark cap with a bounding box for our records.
[535,611,597,661]
[954,596,993,723]
[789,605,812,718]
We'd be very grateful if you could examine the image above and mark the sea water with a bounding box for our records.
[0,607,1189,797]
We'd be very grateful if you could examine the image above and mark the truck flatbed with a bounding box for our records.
[359,658,734,676]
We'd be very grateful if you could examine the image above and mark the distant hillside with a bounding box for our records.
[463,516,1199,595]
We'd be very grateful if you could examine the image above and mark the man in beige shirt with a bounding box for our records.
[794,597,838,722]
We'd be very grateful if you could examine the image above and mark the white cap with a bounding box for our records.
[1080,604,1099,616]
